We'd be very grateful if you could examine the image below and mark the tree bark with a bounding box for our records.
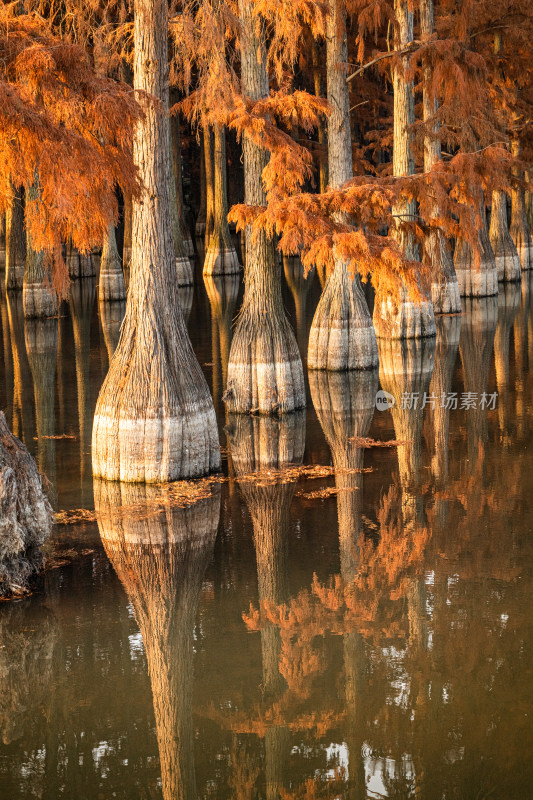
[99,298,126,365]
[489,189,521,282]
[224,0,304,414]
[23,177,58,319]
[454,196,498,296]
[169,121,193,286]
[204,273,240,414]
[99,223,126,302]
[509,140,533,270]
[195,139,207,237]
[5,188,26,291]
[308,0,378,369]
[312,41,328,194]
[374,0,436,339]
[203,124,240,276]
[420,0,461,313]
[92,0,220,482]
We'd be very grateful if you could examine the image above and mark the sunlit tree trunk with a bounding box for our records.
[5,188,25,291]
[224,0,304,413]
[22,179,58,318]
[204,125,215,248]
[489,190,521,282]
[195,140,207,238]
[0,294,14,425]
[374,0,435,339]
[420,0,461,313]
[7,293,33,445]
[312,41,328,193]
[99,223,126,302]
[509,140,533,270]
[92,0,220,482]
[308,0,378,370]
[204,124,240,275]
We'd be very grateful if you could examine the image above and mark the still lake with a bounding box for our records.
[0,255,532,799]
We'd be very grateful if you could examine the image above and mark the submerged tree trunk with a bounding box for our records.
[170,111,195,257]
[374,0,435,339]
[489,189,521,282]
[0,411,53,597]
[99,223,126,302]
[454,196,498,296]
[204,273,240,413]
[92,0,220,482]
[308,0,377,370]
[224,0,304,414]
[95,481,220,800]
[420,0,461,313]
[203,124,240,276]
[509,140,533,271]
[5,188,26,291]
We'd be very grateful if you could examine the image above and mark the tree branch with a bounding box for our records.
[346,42,422,83]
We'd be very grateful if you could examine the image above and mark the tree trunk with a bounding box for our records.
[195,140,207,237]
[0,213,6,271]
[92,0,220,482]
[489,189,521,282]
[204,125,215,249]
[99,223,126,302]
[95,481,220,800]
[170,111,195,257]
[1,293,14,426]
[420,0,461,313]
[122,192,133,267]
[7,293,34,445]
[70,281,95,507]
[5,188,26,291]
[224,0,304,414]
[203,125,240,276]
[283,256,315,356]
[454,195,498,296]
[99,298,126,364]
[23,178,58,319]
[509,140,533,270]
[308,0,377,369]
[66,241,97,279]
[169,122,193,287]
[374,0,436,338]
[312,41,328,193]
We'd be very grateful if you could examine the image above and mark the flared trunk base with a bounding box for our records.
[431,277,461,314]
[22,284,58,319]
[373,295,436,339]
[99,262,126,302]
[454,239,498,297]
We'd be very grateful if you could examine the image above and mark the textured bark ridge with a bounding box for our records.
[459,296,498,467]
[99,223,126,302]
[95,480,220,800]
[204,273,240,412]
[421,0,461,314]
[203,124,240,276]
[0,411,53,597]
[494,283,520,439]
[374,0,435,338]
[5,188,25,291]
[225,0,304,413]
[308,0,377,369]
[454,199,498,296]
[489,190,521,282]
[92,0,220,482]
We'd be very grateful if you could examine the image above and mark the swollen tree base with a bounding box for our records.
[373,288,436,339]
[308,260,378,370]
[224,309,305,414]
[454,233,498,297]
[489,190,521,282]
[427,232,461,313]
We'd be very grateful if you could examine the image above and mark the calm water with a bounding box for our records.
[0,257,532,800]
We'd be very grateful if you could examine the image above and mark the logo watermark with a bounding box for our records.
[375,391,498,411]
